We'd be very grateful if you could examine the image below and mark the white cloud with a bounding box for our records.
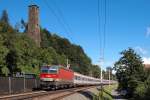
[143,57,150,64]
[135,46,147,55]
[146,27,150,37]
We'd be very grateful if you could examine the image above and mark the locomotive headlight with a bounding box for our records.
[41,78,54,81]
[48,78,54,81]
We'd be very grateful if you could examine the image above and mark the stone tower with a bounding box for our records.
[27,5,41,47]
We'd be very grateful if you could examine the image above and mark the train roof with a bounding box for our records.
[74,72,100,80]
[41,65,73,71]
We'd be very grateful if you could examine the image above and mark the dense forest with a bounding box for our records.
[0,10,104,78]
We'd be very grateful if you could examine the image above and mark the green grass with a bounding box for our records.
[93,84,118,100]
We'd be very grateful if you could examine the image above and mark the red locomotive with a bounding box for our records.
[40,65,74,89]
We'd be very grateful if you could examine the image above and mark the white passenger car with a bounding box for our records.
[73,72,101,86]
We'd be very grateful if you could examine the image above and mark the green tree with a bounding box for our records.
[5,49,19,75]
[0,35,9,75]
[114,48,145,97]
[104,66,113,80]
[0,21,14,33]
[38,47,54,66]
[0,10,9,25]
[12,34,40,75]
[40,28,51,48]
[134,70,150,99]
[91,65,101,78]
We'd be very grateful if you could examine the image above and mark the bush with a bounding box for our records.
[133,75,150,100]
[134,82,146,99]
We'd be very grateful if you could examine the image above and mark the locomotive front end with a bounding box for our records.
[40,65,59,89]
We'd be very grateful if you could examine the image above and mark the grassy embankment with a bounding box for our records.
[93,84,118,100]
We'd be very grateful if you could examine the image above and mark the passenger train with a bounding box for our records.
[40,65,115,89]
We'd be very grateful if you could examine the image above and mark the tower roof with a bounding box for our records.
[28,4,39,8]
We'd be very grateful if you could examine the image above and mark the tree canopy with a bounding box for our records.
[114,48,150,99]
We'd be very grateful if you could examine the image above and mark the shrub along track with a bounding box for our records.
[0,86,96,100]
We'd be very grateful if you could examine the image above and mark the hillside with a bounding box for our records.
[0,10,101,77]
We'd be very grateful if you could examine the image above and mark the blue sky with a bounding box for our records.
[0,0,150,69]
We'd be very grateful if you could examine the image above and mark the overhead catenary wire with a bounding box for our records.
[98,0,103,82]
[98,0,103,62]
[98,0,107,62]
[51,0,74,39]
[102,0,107,61]
[98,0,102,60]
[43,0,75,43]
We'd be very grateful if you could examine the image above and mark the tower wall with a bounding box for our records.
[27,5,41,47]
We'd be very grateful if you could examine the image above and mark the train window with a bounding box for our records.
[41,69,57,74]
[75,76,78,80]
[49,69,57,74]
[74,76,80,80]
[41,70,48,73]
[78,76,81,80]
[49,66,58,74]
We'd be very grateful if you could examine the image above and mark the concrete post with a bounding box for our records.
[8,77,11,94]
[23,72,26,92]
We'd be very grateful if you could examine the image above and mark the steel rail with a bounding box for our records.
[0,86,96,100]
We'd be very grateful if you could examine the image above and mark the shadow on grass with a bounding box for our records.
[77,87,124,100]
[103,89,125,99]
[77,90,98,100]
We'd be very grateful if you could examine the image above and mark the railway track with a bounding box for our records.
[0,86,96,100]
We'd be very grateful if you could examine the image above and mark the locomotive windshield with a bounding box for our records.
[41,65,59,74]
[41,70,48,73]
[49,69,57,73]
